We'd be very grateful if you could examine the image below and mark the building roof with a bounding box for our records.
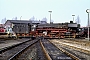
[6,20,32,24]
[5,20,47,24]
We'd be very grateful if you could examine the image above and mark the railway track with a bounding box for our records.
[55,39,90,54]
[41,38,79,60]
[63,38,90,46]
[0,39,38,60]
[15,41,37,60]
[0,39,31,54]
[58,44,90,60]
[16,40,48,60]
[50,39,90,60]
[36,40,48,60]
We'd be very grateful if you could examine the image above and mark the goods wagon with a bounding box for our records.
[0,27,17,38]
[0,28,7,38]
[79,27,90,38]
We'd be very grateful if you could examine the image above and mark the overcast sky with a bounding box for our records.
[0,0,90,26]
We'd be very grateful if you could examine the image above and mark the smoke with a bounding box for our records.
[12,17,17,20]
[14,17,17,20]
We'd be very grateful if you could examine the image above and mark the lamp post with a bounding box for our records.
[48,11,52,24]
[72,15,75,23]
[86,9,90,41]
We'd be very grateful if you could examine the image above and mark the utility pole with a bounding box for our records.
[20,16,22,34]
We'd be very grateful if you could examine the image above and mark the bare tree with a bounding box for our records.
[12,17,14,20]
[29,16,35,21]
[1,19,4,23]
[1,18,6,24]
[41,17,47,22]
[14,17,17,20]
[75,15,80,24]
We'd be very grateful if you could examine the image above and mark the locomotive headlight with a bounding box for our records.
[33,25,36,27]
[32,25,36,28]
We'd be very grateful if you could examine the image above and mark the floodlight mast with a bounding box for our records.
[72,15,75,23]
[48,11,52,24]
[86,9,90,41]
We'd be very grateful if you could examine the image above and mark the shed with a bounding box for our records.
[5,20,32,33]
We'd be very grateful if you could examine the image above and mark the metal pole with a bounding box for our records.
[72,15,75,23]
[20,16,22,20]
[50,13,51,24]
[88,13,89,41]
[73,16,74,22]
[20,16,22,34]
[48,11,52,24]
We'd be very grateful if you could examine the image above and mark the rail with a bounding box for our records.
[0,39,31,54]
[41,39,80,60]
[0,39,38,60]
[50,39,90,60]
[48,40,80,60]
[8,39,38,60]
[40,40,52,60]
